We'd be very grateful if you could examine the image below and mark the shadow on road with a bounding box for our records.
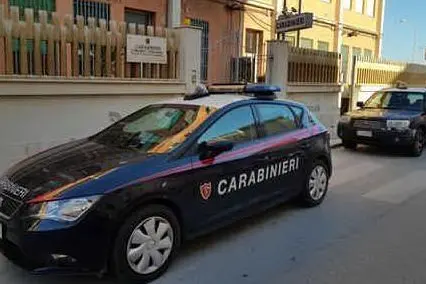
[166,202,306,275]
[344,145,414,158]
[1,202,304,283]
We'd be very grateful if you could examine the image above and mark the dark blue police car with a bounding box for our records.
[338,84,426,156]
[0,84,332,282]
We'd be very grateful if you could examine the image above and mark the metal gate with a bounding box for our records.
[190,19,209,83]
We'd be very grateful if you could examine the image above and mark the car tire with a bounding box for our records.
[342,140,357,150]
[112,204,181,283]
[409,128,425,157]
[298,160,330,207]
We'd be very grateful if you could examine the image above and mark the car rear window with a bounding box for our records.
[256,104,298,137]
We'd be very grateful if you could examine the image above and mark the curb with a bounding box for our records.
[331,143,342,149]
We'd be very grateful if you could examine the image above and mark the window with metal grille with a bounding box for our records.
[9,0,56,20]
[190,19,209,83]
[366,0,375,17]
[9,0,55,74]
[352,47,362,58]
[300,38,314,49]
[125,9,155,77]
[285,35,296,46]
[364,49,373,58]
[73,0,111,24]
[73,1,111,76]
[125,9,154,26]
[355,0,363,13]
[341,45,350,82]
[343,0,351,10]
[245,29,262,54]
[318,41,329,51]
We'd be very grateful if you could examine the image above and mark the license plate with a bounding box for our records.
[357,130,373,137]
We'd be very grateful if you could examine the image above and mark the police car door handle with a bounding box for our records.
[257,155,271,161]
[299,142,311,149]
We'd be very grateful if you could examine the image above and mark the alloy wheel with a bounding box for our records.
[415,130,424,152]
[309,165,328,201]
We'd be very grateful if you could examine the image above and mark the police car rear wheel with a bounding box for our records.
[112,205,181,283]
[300,161,329,207]
[342,140,357,150]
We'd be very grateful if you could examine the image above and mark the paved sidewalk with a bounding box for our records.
[331,138,342,148]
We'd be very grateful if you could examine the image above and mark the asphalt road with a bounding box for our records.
[2,145,426,284]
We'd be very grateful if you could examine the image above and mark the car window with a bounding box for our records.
[290,106,304,125]
[406,94,425,110]
[308,111,320,125]
[92,104,217,153]
[256,104,298,137]
[197,106,256,145]
[364,91,425,111]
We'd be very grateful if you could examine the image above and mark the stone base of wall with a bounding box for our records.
[0,79,185,172]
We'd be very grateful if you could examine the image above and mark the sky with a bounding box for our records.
[381,0,426,63]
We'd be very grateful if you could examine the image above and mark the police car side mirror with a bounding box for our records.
[356,101,365,108]
[198,141,234,160]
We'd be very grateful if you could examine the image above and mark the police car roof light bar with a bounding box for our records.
[244,84,280,100]
[395,81,408,89]
[208,84,246,94]
[244,84,281,93]
[184,83,281,100]
[184,84,210,100]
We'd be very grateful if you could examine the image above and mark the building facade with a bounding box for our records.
[241,0,276,82]
[277,0,385,78]
[1,0,276,83]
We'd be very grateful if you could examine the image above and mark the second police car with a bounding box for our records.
[0,84,332,283]
[338,82,426,156]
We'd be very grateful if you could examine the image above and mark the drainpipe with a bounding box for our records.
[377,0,386,57]
[167,0,181,28]
[336,0,344,53]
[296,0,302,47]
[235,6,243,82]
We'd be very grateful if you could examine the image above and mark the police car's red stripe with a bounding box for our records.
[136,163,193,183]
[132,128,312,184]
[30,127,320,202]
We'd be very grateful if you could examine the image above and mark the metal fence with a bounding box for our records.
[0,5,180,79]
[206,30,267,84]
[189,18,209,83]
[354,56,426,86]
[287,46,340,84]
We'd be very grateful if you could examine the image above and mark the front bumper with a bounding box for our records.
[337,123,415,146]
[0,210,113,274]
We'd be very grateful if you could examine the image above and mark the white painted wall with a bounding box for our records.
[287,84,342,140]
[0,94,181,173]
[266,40,289,99]
[0,24,204,173]
[265,40,342,140]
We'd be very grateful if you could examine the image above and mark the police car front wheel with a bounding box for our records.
[299,160,329,207]
[342,140,357,150]
[410,128,425,157]
[112,204,181,283]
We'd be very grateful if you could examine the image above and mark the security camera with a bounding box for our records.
[347,31,359,37]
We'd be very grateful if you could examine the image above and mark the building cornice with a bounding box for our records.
[313,17,379,37]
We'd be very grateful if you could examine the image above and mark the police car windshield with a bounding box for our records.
[93,104,217,153]
[364,91,425,111]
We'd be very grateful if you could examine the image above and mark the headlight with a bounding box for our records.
[339,115,351,123]
[386,120,410,130]
[26,195,101,222]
